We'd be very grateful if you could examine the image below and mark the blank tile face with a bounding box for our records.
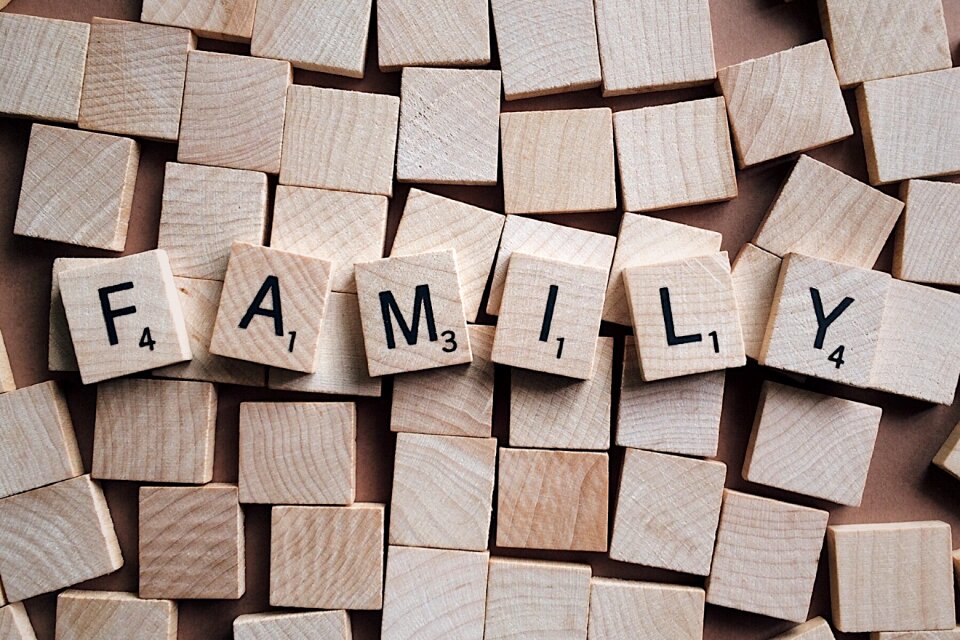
[49,258,112,372]
[56,590,177,640]
[769,617,835,640]
[0,603,37,640]
[235,611,350,640]
[588,578,705,640]
[934,422,960,482]
[731,243,782,360]
[141,0,258,41]
[895,180,960,286]
[377,0,490,70]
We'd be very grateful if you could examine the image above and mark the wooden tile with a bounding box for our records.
[0,330,14,393]
[0,13,89,123]
[588,577,705,640]
[731,244,783,360]
[933,422,960,482]
[484,558,591,640]
[872,631,960,639]
[157,162,268,281]
[770,617,836,640]
[355,250,472,376]
[624,252,745,381]
[497,448,608,552]
[49,258,112,373]
[828,521,955,633]
[280,86,399,196]
[857,68,960,185]
[141,0,257,41]
[501,108,616,213]
[93,379,216,484]
[178,51,291,174]
[743,381,881,506]
[377,0,489,70]
[239,402,355,505]
[234,611,350,640]
[0,475,122,602]
[270,504,384,610]
[510,337,612,450]
[251,0,371,77]
[15,124,139,251]
[392,325,493,437]
[391,189,504,322]
[59,250,191,384]
[894,180,960,286]
[718,40,852,167]
[0,603,37,640]
[210,243,332,373]
[614,96,736,212]
[610,449,725,575]
[79,19,194,141]
[139,484,245,600]
[270,185,387,294]
[382,546,488,640]
[56,590,177,640]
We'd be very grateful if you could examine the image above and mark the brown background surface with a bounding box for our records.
[1,0,959,638]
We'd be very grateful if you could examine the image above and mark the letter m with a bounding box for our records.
[379,284,438,349]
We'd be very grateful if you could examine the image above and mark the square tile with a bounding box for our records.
[588,578,704,640]
[894,179,960,286]
[234,611,350,640]
[141,0,257,41]
[56,590,177,640]
[377,0,490,70]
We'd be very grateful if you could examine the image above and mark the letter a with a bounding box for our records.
[239,275,284,336]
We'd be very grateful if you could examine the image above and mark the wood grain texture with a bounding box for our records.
[771,617,836,640]
[49,258,111,373]
[894,180,960,286]
[706,489,829,623]
[270,504,384,610]
[0,330,15,393]
[717,40,852,167]
[0,603,37,640]
[731,243,782,360]
[828,521,955,633]
[15,124,139,251]
[588,577,705,640]
[377,0,489,70]
[56,590,177,640]
[280,86,399,196]
[234,611,350,640]
[139,484,244,600]
[141,0,257,41]
[872,631,960,640]
[933,422,960,482]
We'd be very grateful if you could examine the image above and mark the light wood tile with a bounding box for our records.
[234,611,350,640]
[49,258,112,373]
[933,421,960,482]
[0,603,37,640]
[588,577,705,640]
[731,243,782,360]
[377,0,490,70]
[141,0,257,41]
[56,590,177,640]
[894,180,960,286]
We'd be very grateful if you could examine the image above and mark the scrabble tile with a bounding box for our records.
[872,631,960,639]
[588,578,705,640]
[614,96,736,212]
[706,490,829,623]
[934,422,960,482]
[770,617,835,640]
[857,68,960,185]
[210,243,332,373]
[501,108,616,213]
[0,475,122,602]
[491,0,600,100]
[493,253,607,379]
[270,504,384,610]
[355,250,472,376]
[0,603,37,640]
[239,402,355,505]
[760,253,891,388]
[15,125,139,251]
[251,0,372,77]
[391,189,504,322]
[731,244,783,360]
[828,521,955,633]
[141,0,257,40]
[389,433,496,551]
[93,378,216,484]
[157,162,268,281]
[610,449,725,575]
[56,590,177,640]
[392,325,493,437]
[743,381,881,506]
[484,558,591,640]
[178,51,291,174]
[820,0,951,87]
[382,546,489,640]
[497,448,608,552]
[280,86,399,196]
[0,331,14,393]
[624,252,745,381]
[510,337,612,450]
[0,14,89,123]
[49,258,112,372]
[234,611,350,640]
[139,484,245,600]
[377,0,490,70]
[79,19,194,141]
[894,180,960,286]
[59,250,191,384]
[718,40,852,167]
[270,186,387,294]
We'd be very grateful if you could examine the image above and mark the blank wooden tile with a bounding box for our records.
[139,484,244,600]
[49,258,111,373]
[178,51,291,174]
[270,504,384,610]
[894,180,960,286]
[706,489,828,623]
[15,124,139,251]
[828,521,955,633]
[718,40,852,167]
[234,611,350,640]
[141,0,257,41]
[934,422,960,482]
[497,448,608,552]
[239,402,355,505]
[610,449,725,576]
[743,381,881,506]
[770,617,836,640]
[731,243,782,360]
[0,603,37,640]
[0,475,122,602]
[56,590,177,640]
[0,331,14,393]
[93,378,216,484]
[588,578,705,640]
[251,0,371,77]
[210,243,332,373]
[872,631,960,639]
[389,433,496,551]
[501,108,616,213]
[280,86,399,196]
[614,96,736,212]
[377,0,489,70]
[0,14,89,123]
[157,162,268,281]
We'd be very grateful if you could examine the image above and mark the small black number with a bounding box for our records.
[828,345,845,368]
[287,331,297,352]
[139,327,156,351]
[708,330,719,353]
[441,330,457,353]
[556,337,565,359]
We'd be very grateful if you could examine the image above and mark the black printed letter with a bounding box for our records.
[539,285,559,342]
[239,275,284,336]
[379,284,437,349]
[660,287,702,346]
[98,282,136,346]
[810,288,854,349]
